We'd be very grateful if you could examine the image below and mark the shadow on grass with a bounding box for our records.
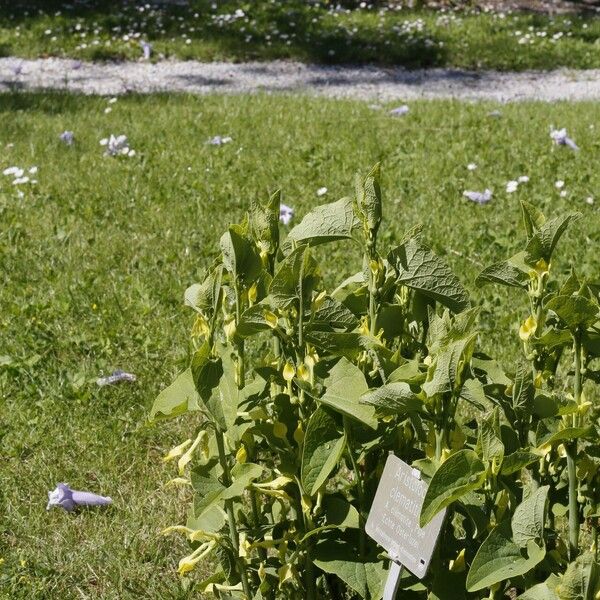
[0,91,90,114]
[0,0,448,68]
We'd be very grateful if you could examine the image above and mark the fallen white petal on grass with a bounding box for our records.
[101,134,135,157]
[506,180,519,193]
[60,131,74,145]
[3,166,23,177]
[141,41,152,60]
[47,483,113,512]
[467,163,477,171]
[550,128,579,151]
[518,175,530,183]
[463,189,492,204]
[555,180,565,189]
[208,135,232,145]
[96,370,137,386]
[389,105,409,116]
[316,187,328,196]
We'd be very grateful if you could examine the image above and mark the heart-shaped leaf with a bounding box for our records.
[420,449,486,527]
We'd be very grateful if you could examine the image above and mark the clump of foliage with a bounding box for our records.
[151,166,600,599]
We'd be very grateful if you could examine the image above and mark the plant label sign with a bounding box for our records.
[366,454,445,579]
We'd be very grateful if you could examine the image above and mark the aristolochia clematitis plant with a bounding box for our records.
[151,166,600,599]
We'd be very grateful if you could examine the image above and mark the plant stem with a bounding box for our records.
[294,483,317,600]
[566,332,582,560]
[435,427,444,463]
[250,489,268,563]
[566,444,579,560]
[298,253,306,356]
[593,516,598,562]
[344,417,366,559]
[368,282,377,336]
[215,429,253,598]
[306,551,317,600]
[365,236,378,337]
[531,287,546,380]
[573,333,582,426]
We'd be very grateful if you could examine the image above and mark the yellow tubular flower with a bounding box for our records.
[248,283,258,305]
[264,310,278,329]
[304,353,317,369]
[312,290,327,311]
[278,564,295,588]
[223,318,236,340]
[189,529,220,543]
[449,549,466,573]
[282,362,295,382]
[519,315,537,342]
[236,445,248,464]
[358,316,370,336]
[254,475,293,490]
[273,422,288,439]
[165,477,191,487]
[296,363,310,381]
[163,439,192,463]
[293,422,304,445]
[162,525,194,537]
[534,258,549,275]
[191,315,210,338]
[539,443,552,457]
[178,541,216,576]
[163,525,219,543]
[178,430,208,475]
[239,532,250,558]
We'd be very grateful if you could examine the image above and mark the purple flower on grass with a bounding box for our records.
[279,204,294,225]
[96,370,137,386]
[47,483,112,512]
[207,135,232,146]
[60,131,74,145]
[140,41,152,60]
[100,134,135,157]
[389,105,409,117]
[463,189,492,204]
[550,128,579,151]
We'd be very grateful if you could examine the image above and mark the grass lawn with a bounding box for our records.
[2,0,600,70]
[1,91,599,598]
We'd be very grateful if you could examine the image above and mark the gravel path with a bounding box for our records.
[2,57,600,102]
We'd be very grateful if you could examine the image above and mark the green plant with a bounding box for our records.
[470,201,600,594]
[152,168,600,599]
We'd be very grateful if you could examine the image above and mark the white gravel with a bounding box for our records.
[2,57,600,102]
